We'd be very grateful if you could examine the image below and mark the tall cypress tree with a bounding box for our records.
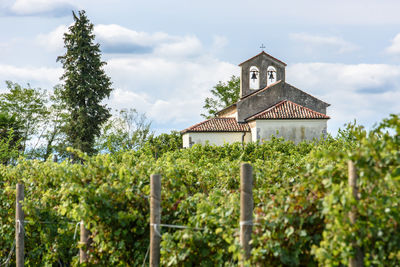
[57,10,112,155]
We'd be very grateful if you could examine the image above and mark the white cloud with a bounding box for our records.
[0,64,62,89]
[386,33,400,55]
[287,63,400,133]
[37,24,205,57]
[95,24,203,57]
[32,24,234,130]
[153,36,203,58]
[105,55,237,125]
[289,63,400,89]
[9,0,77,16]
[33,24,235,128]
[290,33,359,53]
[36,25,69,52]
[94,24,172,47]
[110,89,152,112]
[0,52,236,128]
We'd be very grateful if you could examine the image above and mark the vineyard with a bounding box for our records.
[1,115,400,266]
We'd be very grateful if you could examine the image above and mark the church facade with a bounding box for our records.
[181,51,330,148]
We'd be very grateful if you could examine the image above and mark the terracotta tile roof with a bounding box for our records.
[246,100,330,121]
[238,51,287,66]
[181,117,250,133]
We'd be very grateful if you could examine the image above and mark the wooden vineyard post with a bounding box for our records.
[80,220,90,263]
[348,160,364,267]
[150,174,161,267]
[16,183,24,267]
[240,163,253,266]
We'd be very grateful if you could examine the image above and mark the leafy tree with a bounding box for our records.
[201,75,240,119]
[27,85,70,161]
[142,130,182,158]
[44,85,70,160]
[0,113,22,164]
[57,10,113,155]
[0,81,48,153]
[96,108,153,153]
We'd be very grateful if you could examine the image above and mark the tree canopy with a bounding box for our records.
[57,10,113,155]
[0,112,22,164]
[201,75,240,119]
[95,109,153,153]
[0,81,48,153]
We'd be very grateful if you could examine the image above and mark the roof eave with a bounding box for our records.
[181,117,250,133]
[238,51,287,67]
[182,130,250,134]
[244,100,330,121]
[247,117,330,121]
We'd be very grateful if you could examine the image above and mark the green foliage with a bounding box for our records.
[140,130,183,158]
[57,10,113,155]
[0,115,399,266]
[0,81,48,153]
[0,81,70,161]
[96,109,153,153]
[312,115,400,266]
[0,113,22,164]
[0,129,21,165]
[41,85,69,160]
[202,75,240,119]
[24,85,70,161]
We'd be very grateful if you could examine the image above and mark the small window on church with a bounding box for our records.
[267,66,277,86]
[249,66,259,90]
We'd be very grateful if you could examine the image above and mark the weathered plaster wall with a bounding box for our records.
[219,110,237,118]
[248,121,257,142]
[217,105,237,118]
[182,133,191,148]
[237,82,329,122]
[254,119,328,144]
[240,53,286,98]
[182,132,251,148]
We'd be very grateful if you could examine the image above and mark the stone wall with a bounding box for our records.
[237,82,329,122]
[240,53,286,98]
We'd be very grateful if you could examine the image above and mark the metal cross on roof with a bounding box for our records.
[260,44,266,51]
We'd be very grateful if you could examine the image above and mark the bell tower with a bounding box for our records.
[239,51,286,98]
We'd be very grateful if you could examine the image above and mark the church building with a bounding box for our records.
[181,51,330,148]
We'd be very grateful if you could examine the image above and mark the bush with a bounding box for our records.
[0,115,399,266]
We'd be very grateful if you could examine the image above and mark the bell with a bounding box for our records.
[251,71,257,80]
[268,71,274,80]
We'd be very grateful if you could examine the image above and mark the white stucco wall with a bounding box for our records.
[182,132,251,148]
[253,119,328,144]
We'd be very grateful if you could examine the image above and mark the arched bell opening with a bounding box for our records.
[249,66,260,90]
[267,66,277,86]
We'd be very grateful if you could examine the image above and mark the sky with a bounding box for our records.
[1,0,400,135]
